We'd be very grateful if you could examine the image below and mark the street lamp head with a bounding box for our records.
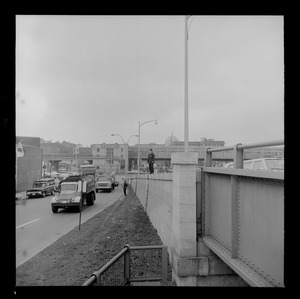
[111,134,115,136]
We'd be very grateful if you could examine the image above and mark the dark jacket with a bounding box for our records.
[147,152,155,164]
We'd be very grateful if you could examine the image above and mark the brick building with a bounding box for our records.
[91,143,128,174]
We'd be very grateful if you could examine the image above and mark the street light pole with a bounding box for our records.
[138,122,140,173]
[184,15,190,153]
[111,134,138,175]
[137,119,158,173]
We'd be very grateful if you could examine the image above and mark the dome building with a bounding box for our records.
[165,133,179,147]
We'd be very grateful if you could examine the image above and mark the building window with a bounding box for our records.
[106,148,114,156]
[97,148,100,152]
[106,148,114,165]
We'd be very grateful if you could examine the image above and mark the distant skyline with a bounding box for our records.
[35,135,224,147]
[16,15,284,147]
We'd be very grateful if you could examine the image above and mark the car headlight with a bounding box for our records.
[51,197,58,203]
[71,196,81,202]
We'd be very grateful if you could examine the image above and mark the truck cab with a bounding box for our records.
[51,174,96,213]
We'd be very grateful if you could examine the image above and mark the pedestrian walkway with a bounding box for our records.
[15,191,27,202]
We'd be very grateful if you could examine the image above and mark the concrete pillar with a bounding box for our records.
[171,152,199,285]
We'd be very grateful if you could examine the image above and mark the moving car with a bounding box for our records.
[223,157,284,171]
[26,178,56,198]
[95,176,114,192]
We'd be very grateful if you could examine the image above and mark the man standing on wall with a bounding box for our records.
[147,149,155,174]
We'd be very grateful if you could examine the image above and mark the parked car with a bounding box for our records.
[127,170,144,175]
[95,176,114,192]
[26,178,56,198]
[127,170,139,174]
[223,157,284,171]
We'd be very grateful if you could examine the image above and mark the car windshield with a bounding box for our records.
[98,177,111,182]
[61,184,77,191]
[265,159,284,171]
[33,183,46,188]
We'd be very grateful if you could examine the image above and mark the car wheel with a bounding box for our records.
[52,206,58,213]
[90,192,95,205]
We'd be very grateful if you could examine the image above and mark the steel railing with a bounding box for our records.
[204,139,284,167]
[199,139,284,287]
[82,244,168,286]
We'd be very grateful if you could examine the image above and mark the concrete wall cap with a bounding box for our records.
[171,152,198,165]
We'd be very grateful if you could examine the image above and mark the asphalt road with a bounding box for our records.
[16,186,124,267]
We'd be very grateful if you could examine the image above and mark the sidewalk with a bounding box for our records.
[15,191,27,201]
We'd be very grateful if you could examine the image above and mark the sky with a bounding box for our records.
[16,15,284,147]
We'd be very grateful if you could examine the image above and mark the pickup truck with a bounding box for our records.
[95,176,114,192]
[27,178,56,198]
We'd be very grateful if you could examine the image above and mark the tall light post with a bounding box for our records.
[137,119,158,173]
[184,15,191,153]
[111,134,138,175]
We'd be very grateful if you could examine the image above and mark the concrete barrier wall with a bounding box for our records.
[131,173,173,248]
[130,167,248,286]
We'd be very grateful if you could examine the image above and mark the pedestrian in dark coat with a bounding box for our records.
[147,149,155,174]
[122,176,128,196]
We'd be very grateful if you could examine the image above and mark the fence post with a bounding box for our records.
[161,245,168,286]
[145,174,149,212]
[124,245,130,284]
[233,143,243,169]
[204,148,212,167]
[231,143,243,258]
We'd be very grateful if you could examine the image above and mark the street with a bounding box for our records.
[16,186,124,267]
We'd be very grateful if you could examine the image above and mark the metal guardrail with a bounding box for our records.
[199,139,284,287]
[43,153,123,160]
[82,244,168,286]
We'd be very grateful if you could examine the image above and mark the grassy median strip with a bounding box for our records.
[16,186,174,286]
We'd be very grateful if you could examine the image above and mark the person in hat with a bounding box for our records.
[147,149,155,174]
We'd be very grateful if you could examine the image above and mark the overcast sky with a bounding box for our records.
[16,15,284,147]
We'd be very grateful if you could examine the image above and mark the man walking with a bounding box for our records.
[147,149,155,174]
[122,176,128,196]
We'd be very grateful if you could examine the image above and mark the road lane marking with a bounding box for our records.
[16,218,40,229]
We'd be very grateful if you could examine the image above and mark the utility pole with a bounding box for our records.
[111,134,138,175]
[138,122,140,172]
[184,15,190,153]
